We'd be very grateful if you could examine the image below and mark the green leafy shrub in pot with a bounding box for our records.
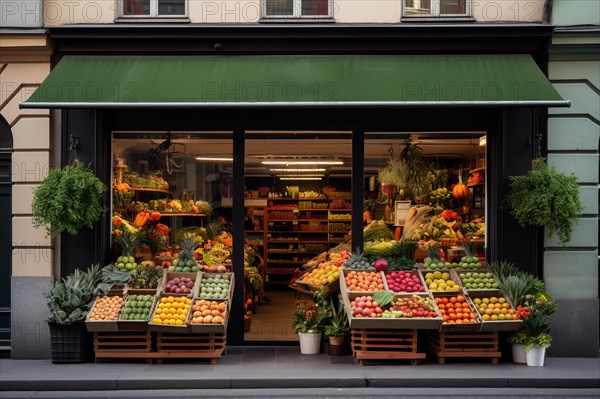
[32,163,108,238]
[504,158,582,246]
[46,264,131,324]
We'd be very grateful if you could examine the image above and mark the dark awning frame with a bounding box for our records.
[21,54,570,109]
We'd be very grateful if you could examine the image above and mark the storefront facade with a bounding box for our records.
[16,21,584,354]
[1,23,53,357]
[545,0,600,357]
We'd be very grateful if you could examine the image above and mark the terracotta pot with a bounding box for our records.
[381,184,398,198]
[328,336,345,346]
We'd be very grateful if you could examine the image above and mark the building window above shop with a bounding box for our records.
[262,0,333,21]
[120,0,187,18]
[402,0,472,19]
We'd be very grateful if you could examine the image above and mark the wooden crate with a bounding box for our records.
[343,292,443,330]
[156,332,226,364]
[85,295,124,332]
[428,330,501,364]
[93,330,152,362]
[350,329,425,366]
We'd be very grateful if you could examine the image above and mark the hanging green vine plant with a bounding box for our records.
[504,158,582,246]
[32,162,108,238]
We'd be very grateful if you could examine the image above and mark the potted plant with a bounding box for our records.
[32,162,108,239]
[515,293,557,367]
[292,289,329,355]
[45,264,104,363]
[504,158,583,246]
[488,260,550,364]
[45,264,130,363]
[377,156,407,198]
[324,300,350,356]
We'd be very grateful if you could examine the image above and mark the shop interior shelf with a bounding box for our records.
[131,187,170,194]
[158,213,207,217]
[267,260,306,264]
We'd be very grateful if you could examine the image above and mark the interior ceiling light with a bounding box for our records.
[262,160,343,165]
[269,168,327,172]
[195,156,233,162]
[279,177,323,181]
[479,135,487,146]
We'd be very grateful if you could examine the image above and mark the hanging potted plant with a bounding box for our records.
[504,158,583,246]
[377,156,407,199]
[32,161,108,238]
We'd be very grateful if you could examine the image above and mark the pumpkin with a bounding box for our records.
[452,170,469,200]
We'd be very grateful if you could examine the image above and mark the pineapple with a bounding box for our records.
[343,248,372,270]
[114,231,143,271]
[172,235,199,273]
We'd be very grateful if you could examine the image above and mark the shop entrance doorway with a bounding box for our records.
[243,131,353,342]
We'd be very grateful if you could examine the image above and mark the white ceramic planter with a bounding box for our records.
[511,343,527,364]
[299,332,322,355]
[526,346,546,367]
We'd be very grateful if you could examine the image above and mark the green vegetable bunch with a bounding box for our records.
[32,163,108,238]
[45,264,106,324]
[504,159,582,246]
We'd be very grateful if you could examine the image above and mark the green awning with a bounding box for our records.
[21,55,569,109]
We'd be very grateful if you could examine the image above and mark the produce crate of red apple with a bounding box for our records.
[434,293,481,331]
[190,299,228,333]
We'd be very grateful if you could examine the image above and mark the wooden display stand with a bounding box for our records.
[155,332,226,364]
[93,330,152,363]
[428,330,501,364]
[93,330,226,364]
[350,329,425,366]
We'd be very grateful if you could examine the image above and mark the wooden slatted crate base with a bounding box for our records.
[351,329,425,366]
[155,332,226,364]
[94,330,152,363]
[428,331,501,364]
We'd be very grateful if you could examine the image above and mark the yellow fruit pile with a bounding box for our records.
[151,296,191,325]
[424,271,459,292]
[473,296,518,321]
[302,264,341,287]
[191,300,226,324]
[89,296,124,321]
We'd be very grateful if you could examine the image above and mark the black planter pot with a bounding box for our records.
[48,321,91,364]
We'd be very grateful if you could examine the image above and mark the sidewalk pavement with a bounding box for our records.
[1,347,598,392]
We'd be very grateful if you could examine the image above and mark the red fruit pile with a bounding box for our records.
[350,295,384,318]
[165,277,194,294]
[385,271,425,293]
